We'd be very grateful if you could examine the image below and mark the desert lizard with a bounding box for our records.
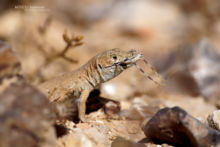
[38,48,150,122]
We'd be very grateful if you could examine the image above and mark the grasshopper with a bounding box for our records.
[38,48,159,122]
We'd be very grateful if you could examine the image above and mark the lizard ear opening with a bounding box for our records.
[98,64,102,69]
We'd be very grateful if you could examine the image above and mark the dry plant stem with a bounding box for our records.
[38,49,143,122]
[38,16,53,34]
[57,35,83,63]
[34,31,82,82]
[57,31,83,63]
[39,30,82,66]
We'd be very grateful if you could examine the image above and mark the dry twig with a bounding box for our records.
[39,30,83,65]
[35,29,83,82]
[38,16,53,34]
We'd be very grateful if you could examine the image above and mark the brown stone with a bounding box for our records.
[0,40,21,79]
[0,80,56,147]
[143,107,220,147]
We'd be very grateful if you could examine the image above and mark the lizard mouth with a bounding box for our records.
[103,52,142,69]
[119,63,128,69]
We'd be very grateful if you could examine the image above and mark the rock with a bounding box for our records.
[111,137,146,147]
[0,40,22,93]
[143,107,220,147]
[0,40,21,78]
[104,101,120,118]
[120,95,165,121]
[189,40,220,98]
[120,98,162,121]
[57,123,110,147]
[57,132,93,147]
[157,40,220,104]
[101,82,135,101]
[0,80,56,147]
[207,110,220,131]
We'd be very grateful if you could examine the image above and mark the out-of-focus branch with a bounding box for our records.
[39,30,83,66]
[38,16,53,35]
[58,30,83,63]
[35,29,83,82]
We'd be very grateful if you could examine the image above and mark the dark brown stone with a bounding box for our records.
[143,107,220,147]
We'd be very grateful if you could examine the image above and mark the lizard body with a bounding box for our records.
[38,48,142,122]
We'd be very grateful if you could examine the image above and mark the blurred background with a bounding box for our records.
[1,0,220,117]
[0,0,220,146]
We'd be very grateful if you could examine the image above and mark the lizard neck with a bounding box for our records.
[83,57,103,88]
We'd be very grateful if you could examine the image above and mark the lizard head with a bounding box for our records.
[96,48,142,82]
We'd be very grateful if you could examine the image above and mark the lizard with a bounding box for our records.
[38,48,146,122]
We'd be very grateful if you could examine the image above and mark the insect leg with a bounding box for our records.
[133,63,160,86]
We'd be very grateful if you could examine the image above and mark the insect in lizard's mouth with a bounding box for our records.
[118,53,142,69]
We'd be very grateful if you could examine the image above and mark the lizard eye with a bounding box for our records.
[112,55,117,60]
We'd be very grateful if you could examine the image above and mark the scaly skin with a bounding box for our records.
[38,48,142,122]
